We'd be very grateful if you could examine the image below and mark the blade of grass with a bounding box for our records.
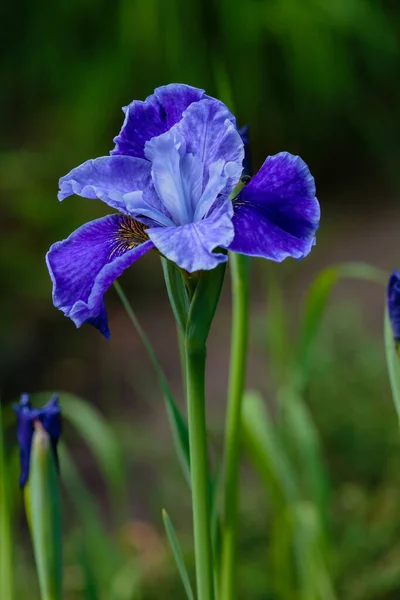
[114,281,191,487]
[59,444,119,595]
[297,262,386,383]
[162,509,195,600]
[241,390,298,505]
[278,388,329,533]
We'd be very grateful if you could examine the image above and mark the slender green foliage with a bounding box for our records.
[114,280,191,486]
[162,509,195,600]
[26,423,62,600]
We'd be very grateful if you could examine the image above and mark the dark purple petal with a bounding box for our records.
[58,155,154,215]
[147,199,234,272]
[13,394,62,488]
[46,215,154,338]
[229,152,320,261]
[175,98,244,199]
[388,270,400,342]
[111,84,208,158]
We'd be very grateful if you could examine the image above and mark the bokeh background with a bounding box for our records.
[2,0,400,598]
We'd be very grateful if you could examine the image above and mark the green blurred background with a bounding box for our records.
[2,0,400,598]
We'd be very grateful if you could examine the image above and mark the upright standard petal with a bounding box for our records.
[147,200,234,272]
[229,152,320,261]
[46,215,154,338]
[145,129,202,225]
[58,155,153,214]
[176,98,244,199]
[111,84,207,158]
[388,270,400,342]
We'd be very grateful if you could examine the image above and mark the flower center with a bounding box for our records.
[109,216,149,259]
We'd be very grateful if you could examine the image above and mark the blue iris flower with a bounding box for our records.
[46,84,320,338]
[388,270,400,343]
[13,394,62,488]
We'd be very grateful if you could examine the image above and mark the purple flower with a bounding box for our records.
[47,84,320,338]
[13,394,61,488]
[388,270,400,342]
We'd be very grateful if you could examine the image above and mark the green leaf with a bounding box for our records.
[59,443,119,595]
[114,281,191,487]
[384,307,400,423]
[109,559,141,600]
[241,390,298,505]
[26,422,63,600]
[265,274,293,387]
[186,262,226,349]
[279,389,329,534]
[161,257,190,333]
[297,262,386,383]
[162,509,195,600]
[0,401,15,600]
[292,502,337,600]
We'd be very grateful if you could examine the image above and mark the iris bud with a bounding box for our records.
[14,395,62,600]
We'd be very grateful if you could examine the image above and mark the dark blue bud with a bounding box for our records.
[388,270,400,343]
[13,394,62,488]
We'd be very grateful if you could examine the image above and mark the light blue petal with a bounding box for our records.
[147,199,234,272]
[176,99,244,198]
[123,191,175,227]
[58,155,153,215]
[193,159,228,222]
[145,129,203,225]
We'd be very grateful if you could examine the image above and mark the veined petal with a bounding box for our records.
[143,100,244,225]
[58,155,153,214]
[229,152,320,261]
[147,199,234,272]
[193,159,230,222]
[145,129,204,225]
[46,215,154,338]
[111,84,208,158]
[176,98,244,197]
[123,191,175,228]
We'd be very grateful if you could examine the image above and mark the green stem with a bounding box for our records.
[186,343,214,600]
[220,252,251,600]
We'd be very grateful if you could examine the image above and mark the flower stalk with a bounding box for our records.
[185,342,215,600]
[220,252,251,600]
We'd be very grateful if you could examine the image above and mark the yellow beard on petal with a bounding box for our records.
[109,216,149,259]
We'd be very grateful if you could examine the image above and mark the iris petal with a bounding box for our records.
[176,98,244,198]
[148,199,234,272]
[229,152,320,261]
[111,84,208,158]
[58,155,153,213]
[46,214,154,338]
